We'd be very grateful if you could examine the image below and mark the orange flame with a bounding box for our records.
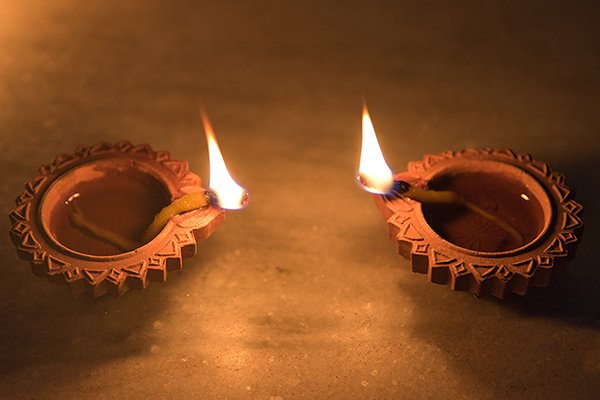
[357,104,394,194]
[201,111,248,210]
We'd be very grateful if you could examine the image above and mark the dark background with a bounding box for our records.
[1,1,598,399]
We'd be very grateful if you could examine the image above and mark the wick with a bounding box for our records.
[141,191,215,243]
[68,191,215,252]
[69,203,140,252]
[386,180,525,245]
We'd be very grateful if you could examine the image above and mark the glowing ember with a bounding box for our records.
[357,104,395,194]
[201,111,249,210]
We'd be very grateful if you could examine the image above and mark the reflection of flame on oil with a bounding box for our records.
[201,111,249,210]
[356,104,395,194]
[65,192,80,205]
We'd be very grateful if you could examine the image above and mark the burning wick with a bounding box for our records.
[357,104,524,245]
[140,190,219,244]
[141,111,249,244]
[69,110,249,252]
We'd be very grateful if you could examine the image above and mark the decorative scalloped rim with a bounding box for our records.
[374,148,584,298]
[9,140,224,297]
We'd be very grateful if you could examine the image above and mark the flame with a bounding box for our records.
[357,105,395,194]
[201,111,248,210]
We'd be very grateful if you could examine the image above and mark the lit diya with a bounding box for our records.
[357,105,583,298]
[9,112,248,296]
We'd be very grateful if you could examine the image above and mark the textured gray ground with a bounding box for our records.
[0,1,598,399]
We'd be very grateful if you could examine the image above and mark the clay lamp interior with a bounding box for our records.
[357,106,583,298]
[9,113,248,297]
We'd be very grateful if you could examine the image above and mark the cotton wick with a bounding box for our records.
[385,180,524,245]
[69,191,218,252]
[140,191,217,243]
[69,202,140,252]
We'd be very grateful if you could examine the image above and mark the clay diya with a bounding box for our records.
[9,116,247,297]
[357,106,583,298]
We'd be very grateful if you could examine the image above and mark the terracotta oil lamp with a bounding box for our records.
[357,106,583,298]
[9,113,248,297]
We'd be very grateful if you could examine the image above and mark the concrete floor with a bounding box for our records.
[1,1,599,399]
